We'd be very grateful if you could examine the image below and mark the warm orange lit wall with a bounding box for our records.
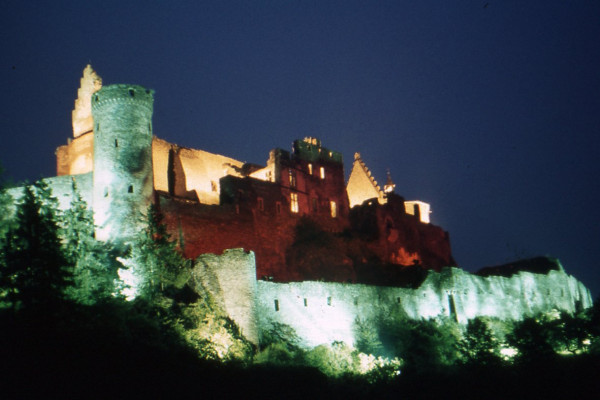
[347,156,385,207]
[350,194,454,271]
[55,131,94,176]
[152,137,245,204]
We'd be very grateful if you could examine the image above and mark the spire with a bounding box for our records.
[72,64,102,138]
[384,169,395,194]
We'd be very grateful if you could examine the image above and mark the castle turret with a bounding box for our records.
[91,84,155,243]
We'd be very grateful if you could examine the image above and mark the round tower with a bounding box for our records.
[91,84,155,243]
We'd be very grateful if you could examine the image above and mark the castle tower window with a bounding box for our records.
[129,89,135,97]
[327,296,332,306]
[258,197,264,211]
[276,202,282,215]
[290,193,299,213]
[320,166,325,179]
[330,201,337,218]
[274,299,279,312]
[128,185,133,193]
[303,298,308,307]
[288,169,296,188]
[115,139,118,147]
[308,163,313,175]
[104,187,109,197]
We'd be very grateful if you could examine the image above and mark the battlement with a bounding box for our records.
[92,84,155,113]
[292,137,343,163]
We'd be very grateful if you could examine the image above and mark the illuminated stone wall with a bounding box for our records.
[56,132,94,176]
[152,137,245,204]
[91,84,154,243]
[191,249,259,345]
[404,200,431,224]
[256,265,592,348]
[347,153,386,208]
[72,64,102,138]
[5,173,93,215]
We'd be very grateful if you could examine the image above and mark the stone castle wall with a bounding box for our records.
[191,249,259,345]
[255,266,592,348]
[6,173,93,214]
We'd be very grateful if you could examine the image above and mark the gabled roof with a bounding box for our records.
[346,153,386,207]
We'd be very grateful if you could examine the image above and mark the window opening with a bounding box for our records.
[308,163,313,175]
[320,166,325,179]
[303,298,308,307]
[129,89,135,97]
[448,294,458,322]
[327,296,332,306]
[128,185,133,193]
[290,193,299,213]
[413,204,421,221]
[276,202,282,215]
[115,139,118,148]
[288,169,296,188]
[258,197,264,211]
[330,201,337,218]
[274,299,279,312]
[104,187,108,197]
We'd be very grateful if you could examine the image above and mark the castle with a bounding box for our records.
[7,66,592,347]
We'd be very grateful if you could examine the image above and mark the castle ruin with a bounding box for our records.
[7,65,591,347]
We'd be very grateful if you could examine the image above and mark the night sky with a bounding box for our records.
[1,1,599,297]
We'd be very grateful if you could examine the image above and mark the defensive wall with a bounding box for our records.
[255,262,592,348]
[190,249,259,345]
[5,173,93,214]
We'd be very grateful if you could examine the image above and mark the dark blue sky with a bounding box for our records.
[1,1,599,297]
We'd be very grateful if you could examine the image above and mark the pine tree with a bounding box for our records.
[131,204,185,301]
[0,176,14,242]
[61,180,120,304]
[1,181,73,309]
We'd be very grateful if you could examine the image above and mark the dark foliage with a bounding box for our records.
[457,317,502,366]
[0,181,73,309]
[61,181,121,304]
[508,317,556,364]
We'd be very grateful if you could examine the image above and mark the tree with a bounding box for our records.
[0,170,14,242]
[392,318,460,373]
[61,180,121,304]
[354,317,384,356]
[543,311,592,355]
[507,317,555,364]
[130,204,185,300]
[458,317,501,366]
[1,181,73,309]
